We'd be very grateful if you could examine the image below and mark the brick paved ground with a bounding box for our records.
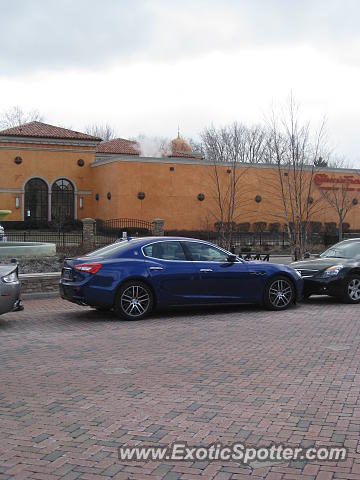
[0,296,359,479]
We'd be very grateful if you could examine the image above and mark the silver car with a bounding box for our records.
[0,265,23,314]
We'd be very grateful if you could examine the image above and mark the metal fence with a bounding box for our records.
[97,218,152,232]
[228,232,290,249]
[2,218,154,249]
[344,232,360,240]
[95,218,153,246]
[5,226,353,251]
[164,230,360,250]
[165,230,291,249]
[5,231,83,247]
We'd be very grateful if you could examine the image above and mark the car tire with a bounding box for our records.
[342,274,360,304]
[264,275,295,311]
[114,281,154,320]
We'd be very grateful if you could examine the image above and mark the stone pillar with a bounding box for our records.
[151,218,165,236]
[82,218,96,249]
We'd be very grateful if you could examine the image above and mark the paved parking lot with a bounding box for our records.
[0,296,359,480]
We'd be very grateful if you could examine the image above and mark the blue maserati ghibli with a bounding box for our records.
[60,237,303,319]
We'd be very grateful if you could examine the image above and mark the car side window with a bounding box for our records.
[184,242,229,262]
[143,241,186,261]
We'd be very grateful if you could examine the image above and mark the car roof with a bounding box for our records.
[126,236,215,246]
[336,238,360,243]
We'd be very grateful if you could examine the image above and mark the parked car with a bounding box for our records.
[0,265,23,315]
[60,237,303,319]
[291,238,360,303]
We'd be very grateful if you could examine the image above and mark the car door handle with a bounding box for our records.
[149,266,163,271]
[200,268,213,272]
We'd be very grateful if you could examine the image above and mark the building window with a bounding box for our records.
[51,178,75,223]
[24,178,48,222]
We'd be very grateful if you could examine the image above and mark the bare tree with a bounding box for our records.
[0,105,43,129]
[244,124,269,163]
[327,155,353,169]
[201,123,252,249]
[266,96,327,260]
[316,158,359,241]
[85,123,117,141]
[200,123,270,165]
[188,137,204,157]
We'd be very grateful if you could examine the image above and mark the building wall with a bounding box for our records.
[0,140,95,220]
[0,136,359,232]
[91,158,360,231]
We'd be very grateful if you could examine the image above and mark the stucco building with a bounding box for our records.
[0,121,359,231]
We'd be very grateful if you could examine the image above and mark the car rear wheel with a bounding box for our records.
[264,275,295,310]
[114,281,154,320]
[343,274,360,303]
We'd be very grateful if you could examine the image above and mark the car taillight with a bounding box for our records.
[74,263,102,274]
[2,270,18,283]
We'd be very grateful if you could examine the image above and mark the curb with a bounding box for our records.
[22,291,60,300]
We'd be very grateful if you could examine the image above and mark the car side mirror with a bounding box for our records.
[227,254,237,263]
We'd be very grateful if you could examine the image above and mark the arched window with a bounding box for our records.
[24,178,48,222]
[51,179,75,223]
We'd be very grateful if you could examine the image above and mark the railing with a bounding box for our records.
[343,232,360,239]
[98,218,152,232]
[95,218,152,246]
[239,252,270,261]
[165,230,290,248]
[4,231,83,247]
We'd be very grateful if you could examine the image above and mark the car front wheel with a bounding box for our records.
[343,274,360,303]
[114,281,154,320]
[264,275,295,311]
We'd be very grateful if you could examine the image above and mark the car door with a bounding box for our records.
[142,240,198,305]
[182,240,259,302]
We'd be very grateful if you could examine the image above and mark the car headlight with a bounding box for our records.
[322,265,343,277]
[2,271,18,283]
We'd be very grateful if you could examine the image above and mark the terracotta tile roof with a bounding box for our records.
[96,138,140,155]
[0,121,102,141]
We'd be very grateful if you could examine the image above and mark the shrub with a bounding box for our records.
[342,222,350,233]
[309,221,323,234]
[164,230,217,241]
[237,222,250,233]
[325,222,337,234]
[323,233,338,246]
[268,223,280,233]
[214,221,237,233]
[253,221,267,233]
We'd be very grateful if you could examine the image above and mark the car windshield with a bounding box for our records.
[320,241,360,259]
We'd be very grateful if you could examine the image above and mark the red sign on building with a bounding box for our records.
[314,173,360,191]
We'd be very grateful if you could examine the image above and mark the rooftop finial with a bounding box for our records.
[177,125,180,138]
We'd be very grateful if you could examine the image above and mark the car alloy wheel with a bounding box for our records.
[265,276,294,310]
[344,274,360,303]
[115,281,153,320]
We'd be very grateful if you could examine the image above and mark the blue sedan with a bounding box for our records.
[60,237,303,319]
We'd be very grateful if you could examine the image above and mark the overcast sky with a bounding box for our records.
[1,0,360,163]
